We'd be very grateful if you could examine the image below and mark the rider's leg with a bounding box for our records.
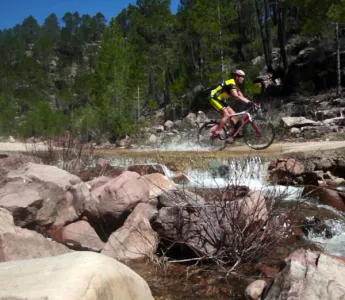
[218,108,231,131]
[226,107,238,126]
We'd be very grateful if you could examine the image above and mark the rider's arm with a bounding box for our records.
[230,89,251,104]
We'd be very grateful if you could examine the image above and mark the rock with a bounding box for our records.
[0,208,15,234]
[157,187,205,208]
[8,136,15,143]
[302,126,333,139]
[102,203,158,261]
[148,134,157,144]
[264,249,345,300]
[116,136,131,148]
[0,251,154,300]
[48,220,105,251]
[315,158,333,171]
[290,127,301,135]
[88,171,150,225]
[7,162,81,189]
[327,177,345,186]
[313,170,324,180]
[96,158,110,169]
[323,170,335,180]
[196,111,208,124]
[127,163,167,176]
[142,173,176,199]
[181,112,198,128]
[174,120,182,129]
[0,219,71,262]
[153,189,267,256]
[286,158,305,175]
[282,117,318,128]
[152,205,218,255]
[317,188,345,211]
[0,153,42,171]
[155,125,164,133]
[0,163,86,227]
[236,190,268,225]
[245,280,267,300]
[171,173,191,185]
[86,176,112,190]
[164,120,174,130]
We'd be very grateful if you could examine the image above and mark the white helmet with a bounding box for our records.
[232,69,246,77]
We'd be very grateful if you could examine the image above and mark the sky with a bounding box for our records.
[0,0,180,30]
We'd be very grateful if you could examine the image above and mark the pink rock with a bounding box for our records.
[102,203,158,261]
[142,173,175,199]
[88,171,150,223]
[87,176,112,190]
[49,220,105,251]
[96,158,110,169]
[265,249,345,300]
[286,158,305,175]
[245,280,267,300]
[0,217,71,262]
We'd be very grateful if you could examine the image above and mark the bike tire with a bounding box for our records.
[197,121,226,148]
[243,117,275,150]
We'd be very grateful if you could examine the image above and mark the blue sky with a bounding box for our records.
[0,0,180,30]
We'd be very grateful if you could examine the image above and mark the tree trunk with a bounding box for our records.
[253,0,270,70]
[217,0,225,74]
[277,0,288,74]
[263,0,273,72]
[336,23,341,96]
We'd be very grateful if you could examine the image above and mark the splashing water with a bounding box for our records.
[306,219,345,257]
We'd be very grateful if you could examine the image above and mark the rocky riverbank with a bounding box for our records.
[0,150,345,299]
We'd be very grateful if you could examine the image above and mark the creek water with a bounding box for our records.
[103,151,345,299]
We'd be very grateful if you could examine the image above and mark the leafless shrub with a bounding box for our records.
[25,132,95,174]
[152,184,301,273]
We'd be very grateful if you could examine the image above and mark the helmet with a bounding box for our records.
[232,69,246,77]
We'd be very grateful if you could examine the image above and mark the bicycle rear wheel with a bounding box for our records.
[243,117,275,150]
[198,121,226,148]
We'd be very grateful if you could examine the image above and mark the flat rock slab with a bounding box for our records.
[282,117,319,128]
[0,251,154,300]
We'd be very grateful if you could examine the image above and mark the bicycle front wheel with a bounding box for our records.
[197,121,226,148]
[243,117,275,150]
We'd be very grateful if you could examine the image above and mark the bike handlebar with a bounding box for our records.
[247,102,260,113]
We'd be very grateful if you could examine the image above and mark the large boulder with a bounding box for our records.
[102,203,158,261]
[264,249,345,300]
[87,171,150,226]
[48,220,105,251]
[0,251,154,300]
[0,208,71,262]
[142,173,176,199]
[0,163,87,228]
[317,188,345,212]
[87,176,112,190]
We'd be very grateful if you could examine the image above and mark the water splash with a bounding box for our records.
[306,219,345,257]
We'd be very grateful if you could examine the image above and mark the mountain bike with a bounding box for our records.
[197,103,275,150]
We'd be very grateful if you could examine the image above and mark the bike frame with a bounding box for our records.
[224,109,260,137]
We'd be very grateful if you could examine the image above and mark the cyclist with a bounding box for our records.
[210,69,254,143]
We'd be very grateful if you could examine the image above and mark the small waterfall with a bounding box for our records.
[184,157,303,200]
